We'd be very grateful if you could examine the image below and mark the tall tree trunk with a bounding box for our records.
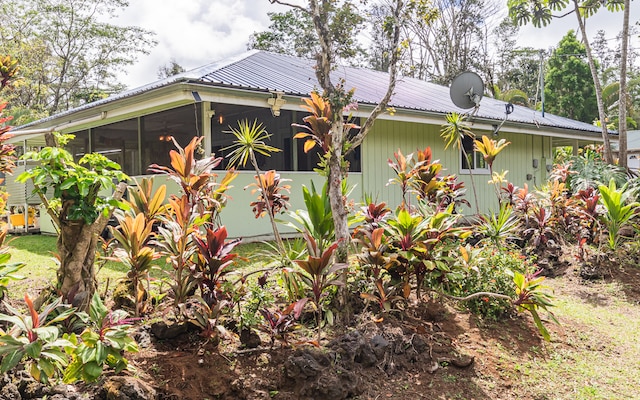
[38,182,127,311]
[57,222,99,309]
[572,0,613,164]
[618,0,630,169]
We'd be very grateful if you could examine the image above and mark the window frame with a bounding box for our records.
[459,135,490,174]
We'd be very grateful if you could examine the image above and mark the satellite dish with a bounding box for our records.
[450,71,485,109]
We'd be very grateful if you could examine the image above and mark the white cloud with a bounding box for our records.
[112,0,293,88]
[111,1,639,89]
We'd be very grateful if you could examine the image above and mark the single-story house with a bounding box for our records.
[7,50,608,238]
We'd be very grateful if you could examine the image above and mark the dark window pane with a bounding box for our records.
[92,120,139,175]
[211,104,291,171]
[66,130,90,163]
[141,104,202,173]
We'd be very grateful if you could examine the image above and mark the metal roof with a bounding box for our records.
[13,50,602,134]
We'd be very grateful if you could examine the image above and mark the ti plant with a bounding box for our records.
[155,195,200,307]
[474,135,510,202]
[355,227,401,317]
[150,137,236,309]
[148,136,237,219]
[294,232,347,341]
[246,170,291,220]
[63,293,138,383]
[193,225,241,307]
[511,270,558,341]
[0,295,75,384]
[598,179,639,250]
[259,298,308,347]
[109,212,160,317]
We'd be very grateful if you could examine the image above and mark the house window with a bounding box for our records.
[460,135,488,173]
[141,104,201,174]
[210,104,361,173]
[92,119,140,175]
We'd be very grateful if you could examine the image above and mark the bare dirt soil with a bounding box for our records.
[123,248,640,400]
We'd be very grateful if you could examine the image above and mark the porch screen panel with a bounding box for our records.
[141,104,202,174]
[210,104,290,171]
[92,119,140,175]
[66,130,90,163]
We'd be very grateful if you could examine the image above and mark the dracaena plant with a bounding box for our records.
[109,212,161,317]
[0,295,75,384]
[294,232,347,341]
[511,270,558,342]
[193,225,241,307]
[476,203,521,248]
[259,298,308,348]
[598,179,639,250]
[440,112,479,213]
[63,292,138,383]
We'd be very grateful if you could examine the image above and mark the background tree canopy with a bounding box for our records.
[544,31,598,123]
[0,0,157,124]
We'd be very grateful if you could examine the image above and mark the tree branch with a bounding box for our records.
[34,185,61,229]
[268,0,309,13]
[347,0,402,154]
[440,291,513,302]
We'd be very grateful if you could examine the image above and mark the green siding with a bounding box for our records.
[362,119,550,214]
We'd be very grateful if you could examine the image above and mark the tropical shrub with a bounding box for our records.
[0,295,74,383]
[459,248,529,321]
[598,179,639,250]
[63,293,138,383]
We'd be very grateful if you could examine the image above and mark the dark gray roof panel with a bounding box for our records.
[15,50,601,134]
[189,51,600,134]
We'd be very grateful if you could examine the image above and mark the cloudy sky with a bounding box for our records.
[111,0,638,89]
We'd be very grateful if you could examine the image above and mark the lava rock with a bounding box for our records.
[102,376,157,400]
[240,328,262,349]
[150,321,188,340]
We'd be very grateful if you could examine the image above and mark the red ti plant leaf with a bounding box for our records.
[245,170,291,218]
[193,226,241,304]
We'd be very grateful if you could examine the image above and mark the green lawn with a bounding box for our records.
[5,234,274,300]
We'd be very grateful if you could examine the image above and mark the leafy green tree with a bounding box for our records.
[17,134,128,311]
[544,31,598,123]
[508,0,626,164]
[157,58,186,79]
[0,0,156,116]
[491,18,540,105]
[249,3,366,62]
[398,0,497,84]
